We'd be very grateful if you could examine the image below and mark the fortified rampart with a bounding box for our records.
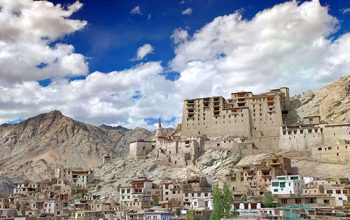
[279,123,350,151]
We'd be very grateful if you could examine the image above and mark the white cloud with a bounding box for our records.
[171,28,189,45]
[0,0,88,83]
[135,44,154,60]
[0,62,180,129]
[341,8,350,14]
[130,5,142,15]
[182,8,192,15]
[171,0,349,98]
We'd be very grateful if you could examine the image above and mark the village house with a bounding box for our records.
[323,184,349,207]
[277,195,337,207]
[302,183,324,195]
[119,177,157,210]
[13,181,40,197]
[229,154,293,196]
[160,179,183,208]
[181,177,212,208]
[144,209,174,220]
[270,175,304,196]
[55,167,94,188]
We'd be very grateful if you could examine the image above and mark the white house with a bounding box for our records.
[183,191,211,207]
[43,200,56,214]
[270,175,304,196]
[190,198,213,210]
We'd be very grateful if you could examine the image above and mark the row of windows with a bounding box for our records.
[164,190,181,195]
[317,146,348,151]
[184,192,210,197]
[325,189,347,194]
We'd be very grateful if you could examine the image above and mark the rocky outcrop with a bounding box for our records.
[288,76,350,123]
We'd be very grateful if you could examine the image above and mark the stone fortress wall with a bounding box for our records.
[279,114,350,163]
[279,116,350,151]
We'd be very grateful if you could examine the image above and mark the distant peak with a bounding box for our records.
[47,110,63,116]
[100,124,130,132]
[44,110,65,119]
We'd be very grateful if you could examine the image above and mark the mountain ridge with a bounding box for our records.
[0,110,154,180]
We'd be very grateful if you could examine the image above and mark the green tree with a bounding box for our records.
[262,191,275,208]
[222,184,233,218]
[210,185,223,220]
[210,184,238,220]
[186,208,196,220]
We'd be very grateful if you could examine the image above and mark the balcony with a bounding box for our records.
[213,98,220,103]
[203,98,210,103]
[187,106,195,110]
[237,98,246,103]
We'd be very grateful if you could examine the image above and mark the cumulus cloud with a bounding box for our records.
[130,5,142,15]
[182,8,192,15]
[171,0,349,98]
[0,0,88,83]
[0,62,180,128]
[135,44,154,60]
[171,28,189,44]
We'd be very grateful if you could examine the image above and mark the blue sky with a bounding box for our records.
[0,0,350,128]
[52,0,350,78]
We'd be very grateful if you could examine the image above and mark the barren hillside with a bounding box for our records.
[0,110,153,180]
[288,76,350,123]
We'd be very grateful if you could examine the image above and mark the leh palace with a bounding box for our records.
[130,87,350,166]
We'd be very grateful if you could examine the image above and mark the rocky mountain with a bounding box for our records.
[288,76,350,123]
[0,110,153,180]
[100,124,130,132]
